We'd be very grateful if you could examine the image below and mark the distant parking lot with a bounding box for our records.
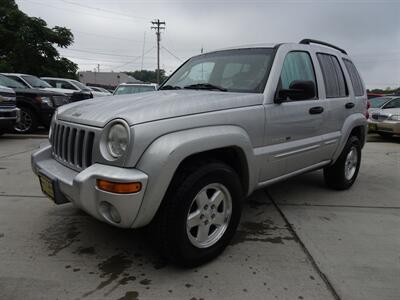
[0,134,399,300]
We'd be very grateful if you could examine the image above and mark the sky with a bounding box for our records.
[15,0,400,89]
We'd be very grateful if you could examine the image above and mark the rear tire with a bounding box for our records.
[150,160,243,267]
[14,107,38,134]
[324,135,361,190]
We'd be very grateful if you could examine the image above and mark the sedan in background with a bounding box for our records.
[368,97,400,137]
[113,83,157,95]
[41,77,93,102]
[88,86,113,97]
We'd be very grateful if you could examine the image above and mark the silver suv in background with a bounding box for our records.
[0,85,19,135]
[32,39,367,266]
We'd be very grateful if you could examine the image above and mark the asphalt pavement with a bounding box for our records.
[0,134,398,300]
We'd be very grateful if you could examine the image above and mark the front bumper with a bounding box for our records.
[368,119,400,134]
[31,145,148,228]
[0,107,20,121]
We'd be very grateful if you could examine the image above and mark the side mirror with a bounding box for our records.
[275,80,316,103]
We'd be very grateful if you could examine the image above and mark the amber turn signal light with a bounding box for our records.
[97,179,142,194]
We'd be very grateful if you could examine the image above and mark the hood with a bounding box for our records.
[13,88,67,96]
[0,85,15,95]
[57,90,263,127]
[44,87,75,95]
[374,108,400,116]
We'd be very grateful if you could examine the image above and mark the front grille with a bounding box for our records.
[51,121,95,170]
[52,95,70,107]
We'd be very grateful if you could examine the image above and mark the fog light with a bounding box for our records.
[99,202,121,224]
[97,179,142,194]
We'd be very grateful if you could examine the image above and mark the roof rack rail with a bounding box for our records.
[299,39,347,55]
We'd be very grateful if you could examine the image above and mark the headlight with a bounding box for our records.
[107,123,129,158]
[38,96,53,107]
[389,115,400,121]
[49,110,57,141]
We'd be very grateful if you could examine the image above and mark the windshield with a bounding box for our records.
[161,48,275,93]
[22,75,52,88]
[114,85,156,95]
[0,74,27,89]
[70,79,91,92]
[369,97,392,108]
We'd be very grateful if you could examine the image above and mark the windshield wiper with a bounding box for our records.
[183,83,227,92]
[159,85,181,90]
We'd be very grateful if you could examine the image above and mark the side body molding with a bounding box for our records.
[331,113,367,163]
[132,125,256,228]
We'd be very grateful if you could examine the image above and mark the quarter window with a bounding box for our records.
[317,53,348,98]
[343,59,365,96]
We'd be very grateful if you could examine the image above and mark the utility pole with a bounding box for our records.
[151,19,165,84]
[141,31,146,71]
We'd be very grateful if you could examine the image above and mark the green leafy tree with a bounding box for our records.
[0,0,77,78]
[126,69,167,84]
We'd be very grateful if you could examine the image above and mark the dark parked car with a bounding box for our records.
[41,77,93,102]
[0,84,19,136]
[0,74,69,133]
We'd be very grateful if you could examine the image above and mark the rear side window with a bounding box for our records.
[317,53,348,98]
[343,59,364,96]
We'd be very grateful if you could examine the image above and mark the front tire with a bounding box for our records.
[324,135,361,190]
[151,160,243,267]
[14,107,38,134]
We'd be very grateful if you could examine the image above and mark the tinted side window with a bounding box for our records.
[7,76,29,88]
[383,98,400,109]
[44,80,57,88]
[343,59,364,96]
[279,51,317,99]
[317,53,348,98]
[55,80,78,90]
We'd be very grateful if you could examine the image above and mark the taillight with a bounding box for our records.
[365,100,371,119]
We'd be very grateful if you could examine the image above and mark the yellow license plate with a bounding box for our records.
[369,123,377,131]
[39,174,55,200]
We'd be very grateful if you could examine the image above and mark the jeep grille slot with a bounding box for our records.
[51,121,96,171]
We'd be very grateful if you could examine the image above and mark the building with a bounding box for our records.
[78,71,141,88]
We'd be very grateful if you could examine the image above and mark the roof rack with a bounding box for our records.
[299,39,347,55]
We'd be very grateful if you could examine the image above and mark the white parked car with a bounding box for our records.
[88,86,113,97]
[113,83,157,95]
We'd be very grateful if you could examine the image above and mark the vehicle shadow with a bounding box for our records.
[367,133,400,144]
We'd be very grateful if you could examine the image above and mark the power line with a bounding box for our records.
[73,30,142,43]
[58,0,148,21]
[112,46,156,70]
[19,0,140,23]
[151,19,166,84]
[162,46,182,62]
[61,48,147,58]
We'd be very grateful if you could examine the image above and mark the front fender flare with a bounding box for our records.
[132,125,255,228]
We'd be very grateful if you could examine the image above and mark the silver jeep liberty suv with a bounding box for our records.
[32,39,367,266]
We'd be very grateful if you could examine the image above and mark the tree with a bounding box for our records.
[0,0,77,78]
[126,69,167,84]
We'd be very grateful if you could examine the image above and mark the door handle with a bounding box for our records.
[345,102,355,109]
[309,106,324,114]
